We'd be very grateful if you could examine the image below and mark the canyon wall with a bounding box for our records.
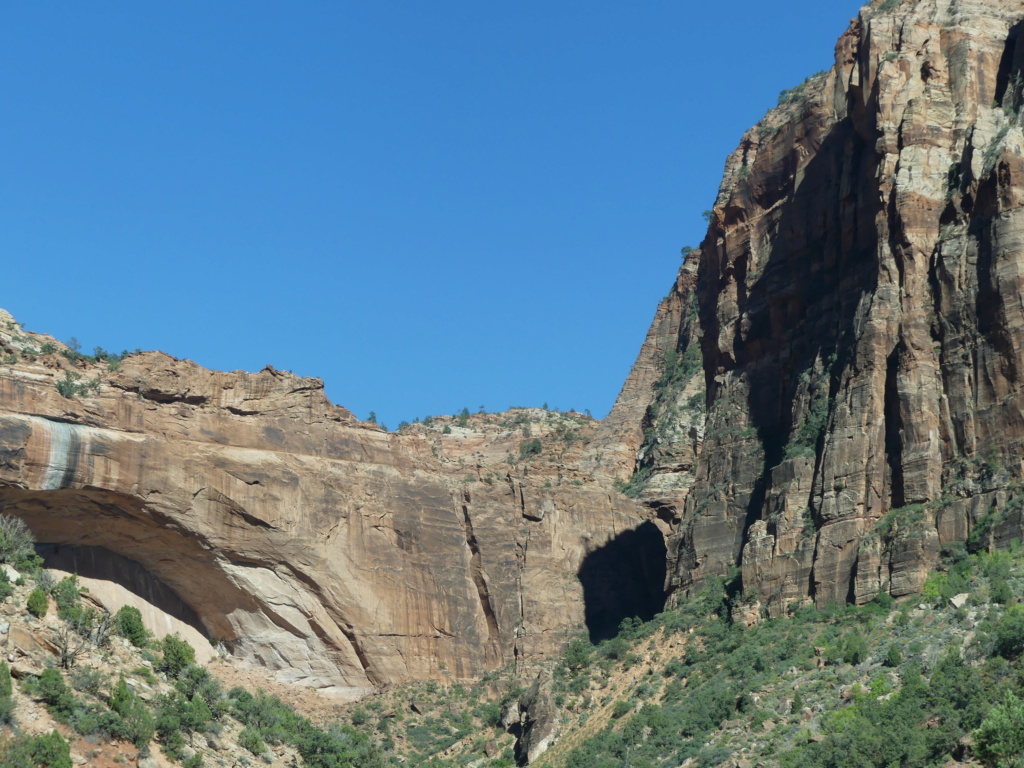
[8,0,1024,694]
[633,0,1024,615]
[0,311,661,693]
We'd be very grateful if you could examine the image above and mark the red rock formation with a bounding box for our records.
[653,0,1024,614]
[582,255,704,512]
[7,0,1022,691]
[0,311,660,692]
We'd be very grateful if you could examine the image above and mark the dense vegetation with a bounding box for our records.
[530,545,1024,768]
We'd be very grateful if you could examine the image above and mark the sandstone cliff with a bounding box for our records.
[0,311,662,693]
[7,0,1024,698]
[631,0,1024,615]
[581,255,704,512]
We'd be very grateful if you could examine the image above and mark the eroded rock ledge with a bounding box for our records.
[0,310,661,693]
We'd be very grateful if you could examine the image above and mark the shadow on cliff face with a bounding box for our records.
[0,488,252,646]
[698,110,885,586]
[733,114,881,481]
[578,521,666,643]
[38,542,208,640]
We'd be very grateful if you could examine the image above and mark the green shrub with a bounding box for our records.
[564,638,592,672]
[175,664,225,716]
[474,699,503,728]
[600,636,631,661]
[0,733,60,768]
[0,660,12,726]
[883,645,902,668]
[0,516,34,566]
[0,662,11,700]
[0,569,14,603]
[841,632,869,665]
[29,669,75,720]
[991,577,1012,604]
[155,702,186,758]
[993,605,1024,659]
[238,724,266,754]
[784,378,831,459]
[52,575,84,623]
[55,371,83,398]
[228,687,385,767]
[158,634,196,678]
[116,605,148,647]
[71,703,129,741]
[156,692,211,756]
[0,695,13,726]
[26,587,48,618]
[110,675,156,748]
[29,730,71,768]
[294,721,385,768]
[229,688,302,745]
[975,690,1024,766]
[518,438,543,459]
[922,571,950,603]
[70,666,105,696]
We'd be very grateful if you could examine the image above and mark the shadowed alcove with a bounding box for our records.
[0,487,261,648]
[577,521,667,643]
[37,542,209,640]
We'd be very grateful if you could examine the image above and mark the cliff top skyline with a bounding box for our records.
[2,0,858,427]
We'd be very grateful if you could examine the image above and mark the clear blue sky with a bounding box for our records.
[2,1,861,428]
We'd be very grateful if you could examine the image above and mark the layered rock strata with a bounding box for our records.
[0,311,659,692]
[650,0,1024,614]
[8,0,1023,692]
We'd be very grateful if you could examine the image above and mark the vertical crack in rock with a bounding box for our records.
[275,562,382,686]
[995,20,1024,109]
[338,622,380,687]
[459,500,501,644]
[885,346,906,508]
[513,532,529,674]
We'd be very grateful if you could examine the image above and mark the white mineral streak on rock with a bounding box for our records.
[37,418,79,491]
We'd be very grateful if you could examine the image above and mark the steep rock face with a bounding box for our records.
[0,311,658,693]
[655,0,1024,613]
[582,257,706,520]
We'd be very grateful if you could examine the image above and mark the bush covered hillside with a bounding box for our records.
[339,541,1024,768]
[9,502,1024,767]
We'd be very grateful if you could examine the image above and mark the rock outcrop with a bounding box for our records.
[581,256,705,519]
[508,671,560,764]
[0,311,662,693]
[641,0,1024,614]
[7,0,1024,695]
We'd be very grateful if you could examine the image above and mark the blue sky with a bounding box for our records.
[2,1,862,427]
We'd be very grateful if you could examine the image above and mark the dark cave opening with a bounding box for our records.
[577,521,667,643]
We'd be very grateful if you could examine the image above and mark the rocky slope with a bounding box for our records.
[0,311,662,694]
[623,0,1024,615]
